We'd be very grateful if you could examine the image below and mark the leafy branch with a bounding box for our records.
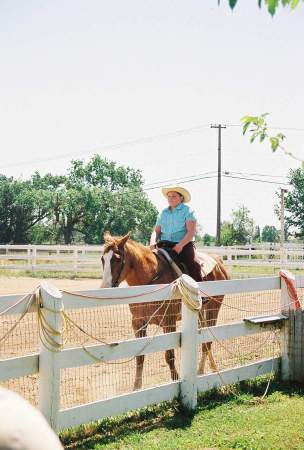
[241,113,304,166]
[220,0,303,16]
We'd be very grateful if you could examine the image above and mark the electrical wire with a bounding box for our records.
[223,174,289,186]
[0,124,210,170]
[2,120,303,171]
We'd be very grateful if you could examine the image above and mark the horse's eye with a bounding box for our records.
[113,253,121,260]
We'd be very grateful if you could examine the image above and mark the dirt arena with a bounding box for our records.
[0,276,282,410]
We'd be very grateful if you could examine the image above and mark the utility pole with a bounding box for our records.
[280,188,287,248]
[211,123,226,245]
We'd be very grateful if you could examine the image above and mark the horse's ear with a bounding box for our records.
[103,231,112,243]
[118,232,131,248]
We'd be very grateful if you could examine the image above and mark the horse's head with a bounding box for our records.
[101,232,131,288]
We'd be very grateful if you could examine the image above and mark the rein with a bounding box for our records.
[112,247,126,287]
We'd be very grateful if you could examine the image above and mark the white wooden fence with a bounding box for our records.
[0,244,102,273]
[1,243,304,274]
[0,275,297,431]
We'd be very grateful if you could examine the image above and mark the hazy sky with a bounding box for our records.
[1,1,304,234]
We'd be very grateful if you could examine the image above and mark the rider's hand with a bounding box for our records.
[173,243,183,254]
[149,244,157,250]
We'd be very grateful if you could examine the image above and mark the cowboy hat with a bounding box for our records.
[161,186,191,203]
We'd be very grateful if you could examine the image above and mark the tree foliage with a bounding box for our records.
[0,175,53,244]
[223,0,303,16]
[220,205,255,245]
[0,156,158,244]
[261,225,280,242]
[241,113,303,165]
[283,168,304,238]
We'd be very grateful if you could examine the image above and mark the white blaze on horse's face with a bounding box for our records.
[101,250,113,288]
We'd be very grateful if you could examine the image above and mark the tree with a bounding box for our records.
[220,221,235,245]
[220,206,255,245]
[0,175,52,244]
[64,155,157,244]
[261,225,280,242]
[282,168,304,239]
[224,0,303,16]
[202,233,216,246]
[231,205,255,244]
[253,225,261,243]
[0,156,158,244]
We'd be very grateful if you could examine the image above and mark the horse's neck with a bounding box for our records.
[124,243,159,286]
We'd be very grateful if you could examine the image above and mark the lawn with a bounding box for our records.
[60,378,304,450]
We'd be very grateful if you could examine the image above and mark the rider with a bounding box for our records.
[150,186,203,282]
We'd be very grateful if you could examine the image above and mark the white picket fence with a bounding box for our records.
[1,243,304,274]
[0,275,296,431]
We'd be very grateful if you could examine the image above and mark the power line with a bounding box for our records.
[0,124,210,170]
[227,123,304,132]
[227,170,287,179]
[144,170,287,188]
[2,121,303,171]
[144,171,217,187]
[223,174,289,186]
[143,175,218,190]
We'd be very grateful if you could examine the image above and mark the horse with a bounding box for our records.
[101,232,229,390]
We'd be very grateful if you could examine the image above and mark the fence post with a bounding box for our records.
[39,282,63,431]
[227,247,232,266]
[291,309,304,384]
[280,274,291,381]
[73,248,78,275]
[32,246,37,273]
[180,299,198,410]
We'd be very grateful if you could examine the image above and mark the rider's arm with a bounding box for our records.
[173,221,196,254]
[150,225,161,246]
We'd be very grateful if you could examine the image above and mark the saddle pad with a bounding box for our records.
[196,252,218,277]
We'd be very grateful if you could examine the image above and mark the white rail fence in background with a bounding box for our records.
[0,244,102,273]
[1,244,304,274]
[0,275,299,431]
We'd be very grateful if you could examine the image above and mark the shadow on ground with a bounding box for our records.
[60,378,304,450]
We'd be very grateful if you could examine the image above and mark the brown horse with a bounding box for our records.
[101,232,229,390]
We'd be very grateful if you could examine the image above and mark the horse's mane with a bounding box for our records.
[104,236,155,265]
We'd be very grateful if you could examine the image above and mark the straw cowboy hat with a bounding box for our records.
[161,186,191,203]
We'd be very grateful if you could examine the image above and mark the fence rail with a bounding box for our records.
[1,274,300,431]
[2,244,304,274]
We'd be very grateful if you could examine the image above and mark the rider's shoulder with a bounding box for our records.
[180,203,195,213]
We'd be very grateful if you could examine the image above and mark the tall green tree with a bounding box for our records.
[220,221,235,245]
[231,205,255,244]
[0,175,52,244]
[261,225,280,242]
[0,155,158,245]
[283,168,304,238]
[220,206,255,245]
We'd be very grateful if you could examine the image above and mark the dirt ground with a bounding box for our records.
[0,276,101,295]
[0,276,282,410]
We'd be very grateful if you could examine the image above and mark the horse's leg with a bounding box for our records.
[198,296,223,374]
[132,319,147,391]
[163,324,179,381]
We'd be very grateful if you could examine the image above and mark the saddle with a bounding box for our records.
[155,244,218,279]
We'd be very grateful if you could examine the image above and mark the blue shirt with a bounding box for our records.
[156,203,197,243]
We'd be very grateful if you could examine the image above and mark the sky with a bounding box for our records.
[1,0,304,235]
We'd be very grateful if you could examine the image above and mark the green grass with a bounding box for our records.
[60,378,304,450]
[0,269,101,279]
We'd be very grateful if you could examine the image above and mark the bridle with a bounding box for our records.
[108,246,126,288]
[113,247,126,287]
